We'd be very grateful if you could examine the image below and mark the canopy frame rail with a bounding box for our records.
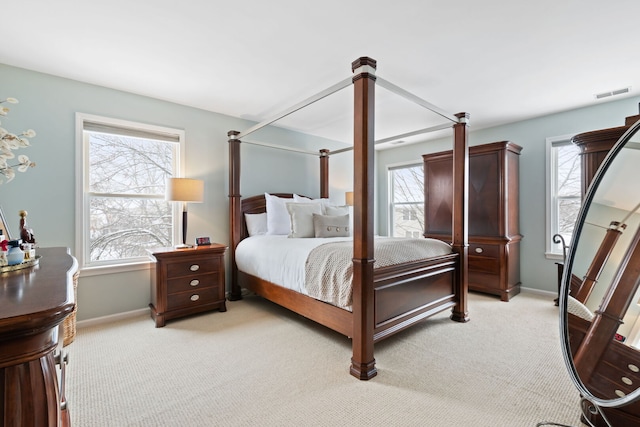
[235,70,465,154]
[242,139,321,156]
[237,77,353,140]
[376,77,459,124]
[309,121,459,156]
[375,122,454,145]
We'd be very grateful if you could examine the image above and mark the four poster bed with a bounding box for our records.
[228,57,470,380]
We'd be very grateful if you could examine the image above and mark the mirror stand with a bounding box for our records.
[580,398,614,427]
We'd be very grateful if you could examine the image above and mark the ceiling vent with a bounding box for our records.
[389,140,405,145]
[594,87,631,100]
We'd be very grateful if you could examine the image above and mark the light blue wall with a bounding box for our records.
[0,64,351,321]
[4,61,639,320]
[377,96,640,296]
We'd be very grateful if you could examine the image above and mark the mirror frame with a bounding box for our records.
[560,118,640,409]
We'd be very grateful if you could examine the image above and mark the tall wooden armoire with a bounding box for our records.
[423,141,522,301]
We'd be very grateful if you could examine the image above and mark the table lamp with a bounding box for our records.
[166,178,204,248]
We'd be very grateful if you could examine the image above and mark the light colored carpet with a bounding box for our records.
[67,292,584,426]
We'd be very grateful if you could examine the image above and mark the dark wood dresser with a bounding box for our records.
[423,141,522,301]
[149,244,227,327]
[0,247,77,427]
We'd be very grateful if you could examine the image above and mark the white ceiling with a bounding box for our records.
[4,1,640,148]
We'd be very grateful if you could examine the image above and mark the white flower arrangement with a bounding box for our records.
[0,97,36,184]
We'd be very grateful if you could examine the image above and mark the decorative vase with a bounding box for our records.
[7,245,24,266]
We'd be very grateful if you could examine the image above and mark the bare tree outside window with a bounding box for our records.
[390,164,424,237]
[88,132,175,262]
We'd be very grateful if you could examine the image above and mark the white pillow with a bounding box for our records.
[324,205,349,216]
[265,193,291,235]
[245,213,268,236]
[286,203,323,238]
[293,194,334,214]
[293,194,312,202]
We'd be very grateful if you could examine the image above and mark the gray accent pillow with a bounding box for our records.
[313,213,350,238]
[286,203,323,238]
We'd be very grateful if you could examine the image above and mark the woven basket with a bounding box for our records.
[63,271,79,346]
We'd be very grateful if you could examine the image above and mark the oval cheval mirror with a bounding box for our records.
[561,118,640,426]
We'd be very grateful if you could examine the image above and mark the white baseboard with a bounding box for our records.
[75,292,237,328]
[76,308,149,329]
[520,286,558,299]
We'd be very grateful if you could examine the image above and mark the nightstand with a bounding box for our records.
[148,244,227,327]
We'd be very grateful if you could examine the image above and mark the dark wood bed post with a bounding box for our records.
[450,112,470,323]
[319,149,330,199]
[228,130,243,301]
[350,56,377,380]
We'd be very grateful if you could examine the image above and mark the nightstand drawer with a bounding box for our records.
[166,257,220,279]
[167,273,217,294]
[167,287,221,311]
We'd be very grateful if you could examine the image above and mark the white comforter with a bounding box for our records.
[235,235,352,295]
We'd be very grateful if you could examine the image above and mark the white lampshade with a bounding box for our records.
[166,178,204,203]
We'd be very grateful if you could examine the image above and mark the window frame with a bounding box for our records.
[545,133,580,259]
[75,113,185,275]
[388,161,424,238]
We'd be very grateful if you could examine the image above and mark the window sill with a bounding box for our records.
[545,251,565,261]
[79,260,152,278]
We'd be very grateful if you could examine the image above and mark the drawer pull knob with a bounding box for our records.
[190,294,200,302]
[475,247,483,253]
[190,279,200,287]
[190,264,200,272]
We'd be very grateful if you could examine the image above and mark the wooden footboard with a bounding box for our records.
[239,252,459,343]
[373,254,458,341]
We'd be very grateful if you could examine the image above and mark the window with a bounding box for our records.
[546,135,581,258]
[76,114,184,271]
[389,163,424,237]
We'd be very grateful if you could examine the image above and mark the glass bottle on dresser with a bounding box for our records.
[6,240,24,265]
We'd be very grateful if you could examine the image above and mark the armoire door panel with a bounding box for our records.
[424,157,454,235]
[468,152,500,236]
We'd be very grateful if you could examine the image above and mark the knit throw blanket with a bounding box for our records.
[304,238,452,309]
